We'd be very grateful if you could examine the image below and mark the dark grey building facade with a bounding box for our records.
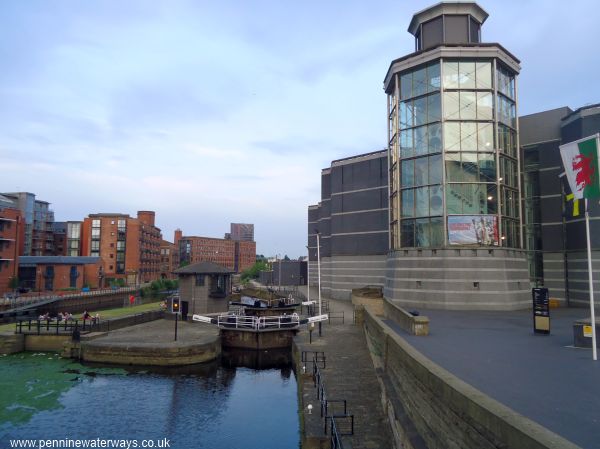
[308,150,389,299]
[521,104,600,307]
[383,2,530,310]
[260,260,307,287]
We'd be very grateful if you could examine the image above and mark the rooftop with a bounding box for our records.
[174,261,234,275]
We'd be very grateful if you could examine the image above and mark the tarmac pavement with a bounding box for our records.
[388,305,600,449]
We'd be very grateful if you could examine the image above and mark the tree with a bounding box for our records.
[241,261,270,282]
[8,276,18,290]
[283,255,290,261]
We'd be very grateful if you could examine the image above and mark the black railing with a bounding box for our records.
[15,319,107,335]
[311,353,354,448]
[328,311,345,324]
[301,350,326,369]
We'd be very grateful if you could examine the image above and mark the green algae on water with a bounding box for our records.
[0,353,127,425]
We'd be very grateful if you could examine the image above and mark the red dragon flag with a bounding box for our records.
[560,134,600,200]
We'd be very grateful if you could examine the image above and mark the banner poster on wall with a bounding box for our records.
[448,215,499,246]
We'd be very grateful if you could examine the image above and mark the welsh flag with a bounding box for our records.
[559,135,600,199]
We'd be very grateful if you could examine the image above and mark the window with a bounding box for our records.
[91,241,100,251]
[91,228,100,238]
[92,219,100,228]
[195,274,205,286]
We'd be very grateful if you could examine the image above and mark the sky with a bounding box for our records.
[1,0,598,258]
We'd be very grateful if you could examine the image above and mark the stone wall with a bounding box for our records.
[363,307,579,449]
[308,254,387,300]
[80,339,220,366]
[385,248,531,310]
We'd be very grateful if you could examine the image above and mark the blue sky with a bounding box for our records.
[1,0,598,257]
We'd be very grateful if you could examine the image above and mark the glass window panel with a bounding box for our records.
[478,123,494,151]
[478,153,496,182]
[460,91,477,120]
[413,67,427,97]
[427,93,441,123]
[430,217,444,247]
[429,154,442,184]
[91,228,100,238]
[400,129,414,158]
[401,189,415,218]
[459,61,476,89]
[445,153,462,182]
[414,126,428,156]
[475,62,492,89]
[443,61,459,89]
[415,218,430,247]
[415,186,430,217]
[400,101,412,129]
[443,91,460,120]
[414,97,427,126]
[414,157,428,186]
[462,184,482,214]
[508,128,517,158]
[476,92,493,120]
[485,184,497,214]
[460,122,477,151]
[401,219,415,247]
[92,219,101,228]
[462,153,479,182]
[427,63,441,92]
[428,123,442,153]
[446,184,463,214]
[401,160,414,188]
[444,122,461,152]
[430,185,443,215]
[401,72,412,100]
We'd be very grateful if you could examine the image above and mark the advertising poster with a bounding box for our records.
[448,215,499,246]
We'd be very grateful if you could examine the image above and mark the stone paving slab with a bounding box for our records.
[295,297,393,449]
[87,319,219,348]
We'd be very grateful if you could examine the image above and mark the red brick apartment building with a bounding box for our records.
[178,231,256,273]
[18,256,103,291]
[0,206,24,296]
[159,239,177,280]
[81,211,162,285]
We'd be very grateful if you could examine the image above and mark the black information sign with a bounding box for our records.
[532,288,550,334]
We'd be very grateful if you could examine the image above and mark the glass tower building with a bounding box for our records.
[383,2,530,310]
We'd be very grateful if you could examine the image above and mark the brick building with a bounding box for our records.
[229,223,254,241]
[81,211,162,286]
[1,192,55,256]
[53,222,67,256]
[0,202,24,296]
[18,256,102,291]
[178,231,256,273]
[159,239,177,280]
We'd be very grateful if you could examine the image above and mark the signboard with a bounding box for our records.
[584,325,593,338]
[532,288,550,334]
[448,215,499,246]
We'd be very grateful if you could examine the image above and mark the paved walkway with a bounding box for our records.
[295,291,393,449]
[388,306,600,449]
[86,318,219,348]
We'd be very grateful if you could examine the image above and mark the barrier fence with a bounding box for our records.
[310,352,354,449]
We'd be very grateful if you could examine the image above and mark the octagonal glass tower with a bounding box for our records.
[386,2,521,250]
[384,2,529,310]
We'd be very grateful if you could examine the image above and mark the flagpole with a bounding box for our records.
[585,198,597,360]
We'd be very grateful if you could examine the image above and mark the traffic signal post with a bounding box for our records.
[172,298,180,342]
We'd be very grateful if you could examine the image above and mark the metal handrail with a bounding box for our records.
[216,313,300,330]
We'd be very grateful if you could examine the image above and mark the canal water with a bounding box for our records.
[0,351,300,448]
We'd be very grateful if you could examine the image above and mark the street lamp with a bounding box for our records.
[315,229,322,336]
[305,245,311,306]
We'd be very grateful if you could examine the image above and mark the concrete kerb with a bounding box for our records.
[363,306,582,449]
